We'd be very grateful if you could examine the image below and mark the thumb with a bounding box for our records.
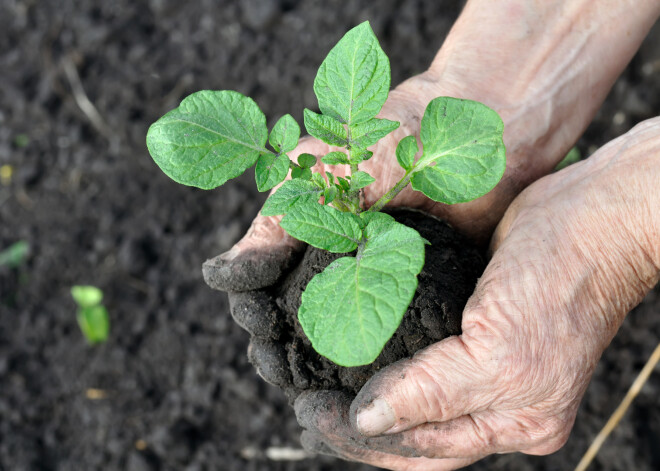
[350,335,499,437]
[202,212,302,292]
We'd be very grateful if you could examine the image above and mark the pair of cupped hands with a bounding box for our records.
[206,2,660,468]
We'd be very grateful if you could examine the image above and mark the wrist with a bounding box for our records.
[570,118,660,322]
[603,118,660,271]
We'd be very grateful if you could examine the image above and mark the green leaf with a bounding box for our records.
[261,179,322,216]
[324,186,338,205]
[555,146,581,171]
[146,90,269,190]
[411,97,505,204]
[350,171,375,191]
[396,135,418,171]
[321,151,349,165]
[298,214,425,366]
[255,153,290,191]
[314,21,390,126]
[303,109,347,146]
[269,114,300,153]
[280,203,361,253]
[291,167,312,180]
[298,153,317,168]
[77,305,110,344]
[336,176,350,192]
[0,241,29,268]
[351,147,373,163]
[311,172,326,188]
[358,210,388,227]
[13,134,29,148]
[71,285,104,308]
[325,171,335,184]
[349,118,399,148]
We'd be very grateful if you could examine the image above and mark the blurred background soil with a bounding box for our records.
[0,1,659,470]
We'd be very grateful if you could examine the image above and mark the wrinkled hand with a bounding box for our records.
[203,0,659,292]
[294,118,660,470]
[202,1,660,469]
[201,70,515,293]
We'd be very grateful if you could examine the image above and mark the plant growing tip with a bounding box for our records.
[146,21,505,367]
[71,285,110,344]
[0,241,29,268]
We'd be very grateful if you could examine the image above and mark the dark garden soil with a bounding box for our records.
[269,210,484,399]
[0,1,659,470]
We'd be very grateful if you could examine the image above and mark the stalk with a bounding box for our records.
[348,157,360,212]
[346,126,361,212]
[368,171,412,213]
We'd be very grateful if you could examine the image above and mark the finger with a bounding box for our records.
[351,336,499,436]
[247,337,292,390]
[299,430,343,459]
[202,137,333,292]
[364,409,572,459]
[227,290,283,339]
[321,437,481,471]
[294,390,354,435]
[353,412,520,459]
[202,214,302,292]
[295,393,480,470]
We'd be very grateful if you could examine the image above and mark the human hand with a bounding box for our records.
[294,118,660,470]
[203,0,660,293]
[202,0,660,461]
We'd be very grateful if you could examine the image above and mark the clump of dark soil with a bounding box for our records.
[272,210,484,397]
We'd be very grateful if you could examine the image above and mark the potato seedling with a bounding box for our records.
[71,285,110,344]
[147,22,505,366]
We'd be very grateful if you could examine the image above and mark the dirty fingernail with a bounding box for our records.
[356,398,395,436]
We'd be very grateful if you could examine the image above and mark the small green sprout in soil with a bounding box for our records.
[146,22,506,367]
[0,241,29,268]
[13,133,30,148]
[71,285,110,344]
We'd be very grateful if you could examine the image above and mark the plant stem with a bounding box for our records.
[347,130,361,212]
[368,171,412,213]
[347,163,361,212]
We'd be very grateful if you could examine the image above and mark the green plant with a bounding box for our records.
[555,146,581,170]
[146,22,505,367]
[71,285,110,344]
[0,241,29,268]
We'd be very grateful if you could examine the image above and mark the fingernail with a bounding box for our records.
[356,398,395,436]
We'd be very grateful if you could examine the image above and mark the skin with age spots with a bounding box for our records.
[204,0,660,469]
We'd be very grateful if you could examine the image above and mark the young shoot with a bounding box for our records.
[71,285,110,345]
[146,22,505,367]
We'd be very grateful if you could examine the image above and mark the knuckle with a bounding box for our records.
[524,429,571,456]
[519,414,571,452]
[469,416,499,450]
[403,356,452,421]
[407,428,443,458]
